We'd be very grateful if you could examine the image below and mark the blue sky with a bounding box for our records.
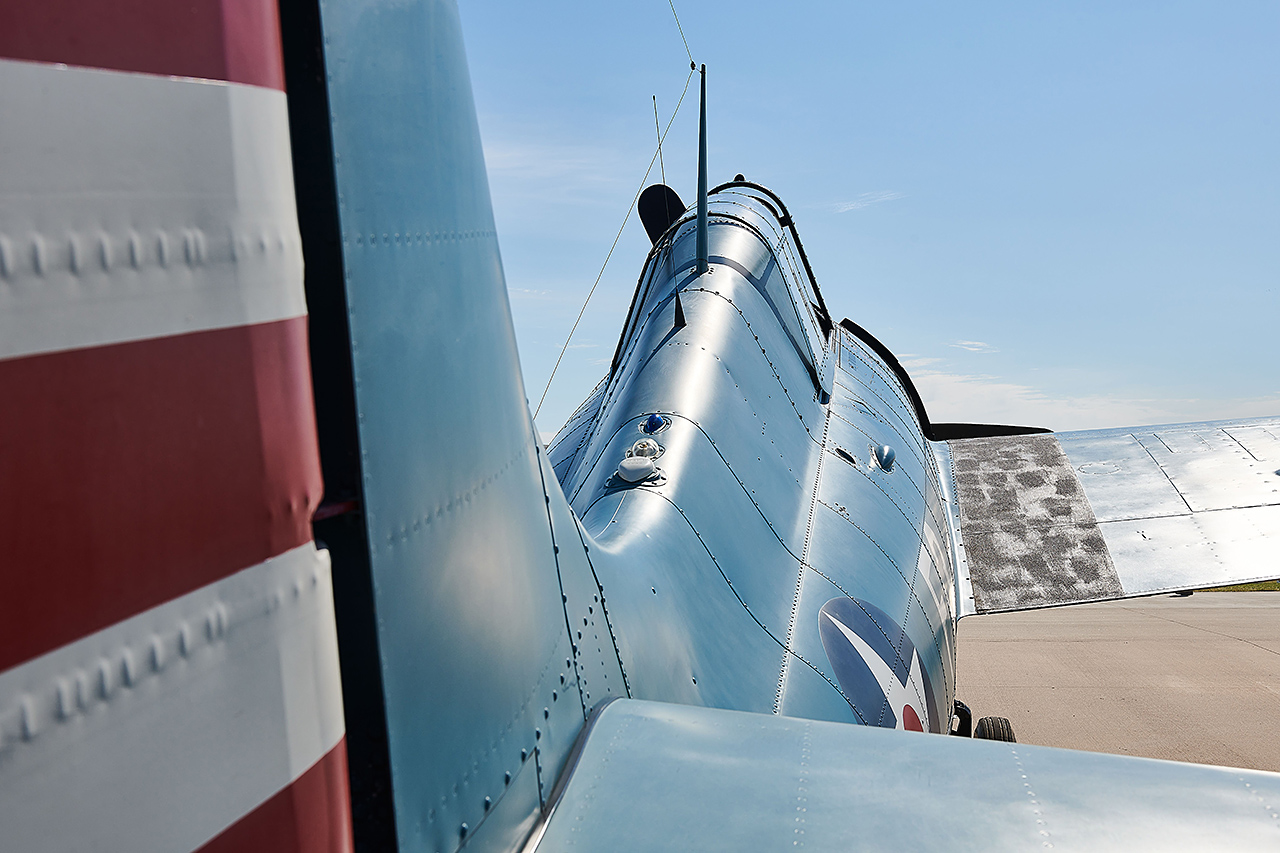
[459,1,1278,437]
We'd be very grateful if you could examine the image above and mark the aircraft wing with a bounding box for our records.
[937,416,1280,615]
[529,698,1280,851]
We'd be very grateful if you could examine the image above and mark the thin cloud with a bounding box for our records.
[483,137,627,186]
[480,131,640,220]
[833,191,904,213]
[950,340,998,353]
[911,368,1280,432]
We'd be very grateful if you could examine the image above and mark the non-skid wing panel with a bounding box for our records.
[532,699,1280,851]
[946,417,1280,613]
[947,434,1122,612]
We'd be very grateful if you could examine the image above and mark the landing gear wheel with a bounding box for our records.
[973,716,1016,742]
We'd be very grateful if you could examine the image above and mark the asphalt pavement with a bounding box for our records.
[955,591,1280,771]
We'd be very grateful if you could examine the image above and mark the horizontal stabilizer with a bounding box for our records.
[941,417,1280,613]
[532,699,1280,851]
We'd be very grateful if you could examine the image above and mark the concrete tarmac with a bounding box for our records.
[955,592,1280,771]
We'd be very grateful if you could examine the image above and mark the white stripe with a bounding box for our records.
[0,59,306,361]
[0,543,345,853]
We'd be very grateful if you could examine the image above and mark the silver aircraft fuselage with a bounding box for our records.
[550,184,958,732]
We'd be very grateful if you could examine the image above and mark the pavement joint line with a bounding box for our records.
[958,593,1280,769]
[1110,603,1280,660]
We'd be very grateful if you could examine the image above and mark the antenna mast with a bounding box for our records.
[696,63,708,274]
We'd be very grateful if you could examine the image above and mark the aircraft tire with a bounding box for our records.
[973,716,1016,742]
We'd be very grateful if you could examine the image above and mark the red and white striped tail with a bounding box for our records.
[0,1,353,850]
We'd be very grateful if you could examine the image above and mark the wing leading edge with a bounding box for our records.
[531,698,1280,851]
[939,416,1280,614]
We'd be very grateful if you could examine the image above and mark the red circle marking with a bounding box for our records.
[902,705,923,732]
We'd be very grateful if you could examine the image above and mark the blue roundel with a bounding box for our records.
[817,597,938,732]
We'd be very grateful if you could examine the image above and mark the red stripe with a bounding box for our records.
[0,317,322,671]
[198,739,354,853]
[0,0,285,90]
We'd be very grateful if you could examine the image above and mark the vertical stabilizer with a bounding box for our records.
[303,1,628,849]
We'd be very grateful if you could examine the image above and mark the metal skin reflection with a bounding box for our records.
[10,0,1280,849]
[550,185,957,732]
[304,3,1280,848]
[294,4,964,842]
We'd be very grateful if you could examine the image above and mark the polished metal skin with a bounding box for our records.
[537,699,1280,851]
[941,417,1280,614]
[315,1,624,849]
[303,1,1280,849]
[1060,417,1280,594]
[549,186,956,730]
